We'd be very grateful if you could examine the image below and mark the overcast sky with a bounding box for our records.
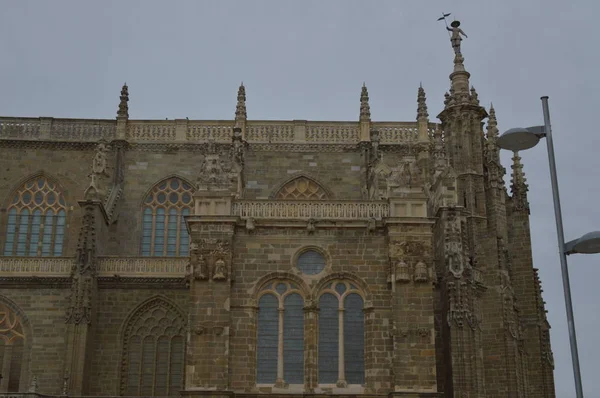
[1,1,599,396]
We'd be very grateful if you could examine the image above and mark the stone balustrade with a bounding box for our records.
[232,200,390,220]
[0,117,439,145]
[0,257,187,278]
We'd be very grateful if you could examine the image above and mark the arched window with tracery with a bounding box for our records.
[0,301,26,392]
[3,176,67,256]
[257,281,304,386]
[318,281,365,386]
[276,176,328,200]
[121,298,185,396]
[141,178,193,256]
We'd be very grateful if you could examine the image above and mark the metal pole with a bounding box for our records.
[541,96,584,398]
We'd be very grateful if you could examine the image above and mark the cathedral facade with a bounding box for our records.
[0,51,555,397]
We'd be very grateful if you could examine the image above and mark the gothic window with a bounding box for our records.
[318,281,365,386]
[296,249,326,275]
[0,302,26,392]
[276,177,328,200]
[257,282,304,385]
[3,177,67,256]
[141,178,193,257]
[121,298,185,396]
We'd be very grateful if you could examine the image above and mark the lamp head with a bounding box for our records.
[565,231,600,254]
[497,127,542,152]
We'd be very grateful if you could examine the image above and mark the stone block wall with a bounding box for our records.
[0,288,69,394]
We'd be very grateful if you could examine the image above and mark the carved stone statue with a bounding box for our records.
[395,259,410,282]
[447,20,467,55]
[414,261,429,283]
[213,258,227,280]
[84,140,111,200]
[195,255,208,280]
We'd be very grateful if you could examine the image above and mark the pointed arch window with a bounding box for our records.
[276,177,328,200]
[121,299,185,396]
[318,281,365,386]
[3,177,67,256]
[257,281,304,386]
[141,178,193,256]
[0,302,27,392]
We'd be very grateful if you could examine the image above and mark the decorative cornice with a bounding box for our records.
[0,276,71,288]
[97,276,188,289]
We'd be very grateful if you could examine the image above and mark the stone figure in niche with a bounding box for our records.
[395,259,410,282]
[195,255,208,280]
[84,140,111,200]
[213,258,227,280]
[414,261,428,282]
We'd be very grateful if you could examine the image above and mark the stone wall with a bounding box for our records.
[87,288,188,396]
[0,288,70,395]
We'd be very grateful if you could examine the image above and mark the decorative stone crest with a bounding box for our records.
[395,260,410,283]
[414,261,429,282]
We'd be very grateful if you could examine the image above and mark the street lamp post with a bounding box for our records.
[497,96,600,398]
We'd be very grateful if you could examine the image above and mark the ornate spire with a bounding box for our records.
[470,86,479,105]
[432,126,447,175]
[117,83,129,119]
[511,151,529,212]
[360,83,371,121]
[485,103,500,162]
[417,83,429,120]
[235,82,247,120]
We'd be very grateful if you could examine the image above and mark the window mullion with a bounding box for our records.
[277,306,285,386]
[11,214,21,256]
[150,211,157,256]
[338,306,346,387]
[162,210,169,256]
[175,211,181,256]
[166,337,173,395]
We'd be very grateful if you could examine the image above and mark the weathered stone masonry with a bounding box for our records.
[0,50,554,397]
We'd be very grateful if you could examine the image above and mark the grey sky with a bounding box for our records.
[1,0,599,396]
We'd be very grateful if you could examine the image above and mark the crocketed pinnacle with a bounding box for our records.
[117,83,129,119]
[511,151,529,211]
[470,86,479,105]
[432,126,447,174]
[360,83,371,121]
[235,82,247,120]
[417,83,428,120]
[485,104,500,162]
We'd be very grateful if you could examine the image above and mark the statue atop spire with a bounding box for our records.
[360,83,371,121]
[117,83,129,119]
[417,83,429,120]
[447,20,468,56]
[235,83,247,121]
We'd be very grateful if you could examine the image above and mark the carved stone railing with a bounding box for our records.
[97,257,187,277]
[246,121,295,143]
[0,257,73,276]
[127,120,176,141]
[187,121,233,142]
[0,117,439,145]
[305,123,360,143]
[372,122,419,144]
[0,118,42,140]
[232,200,389,220]
[50,119,116,141]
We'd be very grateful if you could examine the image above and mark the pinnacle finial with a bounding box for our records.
[484,103,500,164]
[360,83,371,121]
[235,83,247,120]
[470,86,479,105]
[511,151,529,212]
[417,84,428,120]
[117,83,129,119]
